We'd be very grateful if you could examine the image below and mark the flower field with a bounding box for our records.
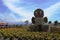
[0,26,60,40]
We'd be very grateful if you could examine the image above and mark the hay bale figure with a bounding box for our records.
[29,9,49,32]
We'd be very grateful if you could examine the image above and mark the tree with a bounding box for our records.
[54,20,58,26]
[25,20,29,25]
[49,21,52,24]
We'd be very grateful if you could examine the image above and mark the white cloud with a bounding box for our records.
[2,0,60,22]
[0,12,21,22]
[3,0,33,22]
[44,2,60,18]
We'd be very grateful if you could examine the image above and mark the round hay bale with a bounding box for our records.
[44,17,48,23]
[31,17,35,24]
[34,9,44,17]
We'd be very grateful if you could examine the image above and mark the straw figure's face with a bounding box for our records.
[34,9,44,17]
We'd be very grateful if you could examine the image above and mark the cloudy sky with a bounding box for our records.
[0,0,60,22]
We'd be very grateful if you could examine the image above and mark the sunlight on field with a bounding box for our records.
[0,26,60,40]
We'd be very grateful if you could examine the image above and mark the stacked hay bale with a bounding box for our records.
[30,9,49,32]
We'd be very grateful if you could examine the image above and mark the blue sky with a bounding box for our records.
[0,0,60,22]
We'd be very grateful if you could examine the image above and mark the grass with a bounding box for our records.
[0,26,60,40]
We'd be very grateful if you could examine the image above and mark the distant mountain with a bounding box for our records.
[7,21,32,25]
